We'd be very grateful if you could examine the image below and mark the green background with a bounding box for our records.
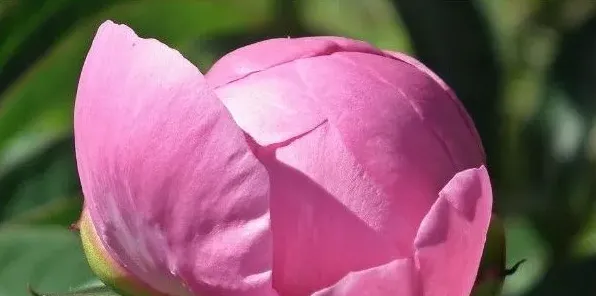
[1,0,596,295]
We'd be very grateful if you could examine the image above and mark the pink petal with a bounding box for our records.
[210,38,485,248]
[286,51,484,247]
[206,37,384,88]
[311,259,422,296]
[212,63,327,147]
[382,50,486,160]
[207,37,385,147]
[303,166,491,296]
[414,166,493,296]
[210,37,488,294]
[260,123,409,295]
[75,21,275,296]
[293,50,485,194]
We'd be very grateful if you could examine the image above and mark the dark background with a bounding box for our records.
[1,0,596,295]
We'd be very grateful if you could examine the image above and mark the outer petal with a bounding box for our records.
[414,166,492,296]
[75,21,274,296]
[311,259,422,296]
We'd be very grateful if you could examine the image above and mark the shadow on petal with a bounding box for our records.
[311,258,423,296]
[262,157,401,296]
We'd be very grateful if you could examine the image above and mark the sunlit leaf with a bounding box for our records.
[301,0,411,51]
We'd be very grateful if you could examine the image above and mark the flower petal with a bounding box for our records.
[206,37,384,88]
[311,259,422,296]
[293,49,485,193]
[207,37,386,147]
[211,37,487,295]
[261,123,408,295]
[286,51,476,246]
[414,166,493,296]
[211,62,327,147]
[211,39,485,251]
[75,21,274,296]
[382,50,486,161]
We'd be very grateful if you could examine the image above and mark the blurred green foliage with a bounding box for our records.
[1,0,596,295]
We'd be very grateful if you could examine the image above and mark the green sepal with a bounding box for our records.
[79,212,167,296]
[472,214,506,295]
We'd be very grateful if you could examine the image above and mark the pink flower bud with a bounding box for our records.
[75,21,493,296]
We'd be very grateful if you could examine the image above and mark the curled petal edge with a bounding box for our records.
[313,166,492,296]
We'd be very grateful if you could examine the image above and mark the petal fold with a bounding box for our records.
[207,37,387,147]
[414,166,493,296]
[206,36,385,88]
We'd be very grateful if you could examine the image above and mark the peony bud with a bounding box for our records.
[74,21,493,296]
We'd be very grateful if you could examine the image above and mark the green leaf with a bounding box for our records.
[0,136,79,223]
[301,0,411,51]
[29,285,120,296]
[0,226,94,296]
[6,196,82,227]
